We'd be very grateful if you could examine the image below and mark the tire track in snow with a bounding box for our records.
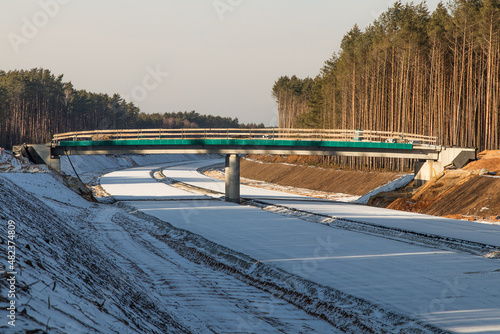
[86,206,338,334]
[120,202,451,334]
[244,199,500,259]
[156,165,500,259]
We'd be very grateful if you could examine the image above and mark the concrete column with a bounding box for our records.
[225,154,240,203]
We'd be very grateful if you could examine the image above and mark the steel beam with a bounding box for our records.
[52,145,440,160]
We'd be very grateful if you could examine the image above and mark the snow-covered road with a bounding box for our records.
[2,163,340,333]
[101,158,500,333]
[160,159,500,249]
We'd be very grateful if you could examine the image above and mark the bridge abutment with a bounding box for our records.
[414,147,476,186]
[225,154,240,203]
[15,144,61,172]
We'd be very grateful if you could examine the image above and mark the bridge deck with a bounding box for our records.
[52,128,438,145]
[49,128,441,160]
[52,139,442,160]
[58,138,413,150]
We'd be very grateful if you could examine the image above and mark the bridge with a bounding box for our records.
[22,128,476,202]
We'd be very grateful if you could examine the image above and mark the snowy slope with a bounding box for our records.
[99,158,500,333]
[60,153,221,183]
[355,174,414,204]
[0,148,49,173]
[1,174,188,333]
[1,153,344,333]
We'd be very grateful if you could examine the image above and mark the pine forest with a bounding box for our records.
[273,0,500,156]
[0,69,262,150]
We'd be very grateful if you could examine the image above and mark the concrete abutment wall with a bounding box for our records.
[414,147,476,187]
[15,144,61,172]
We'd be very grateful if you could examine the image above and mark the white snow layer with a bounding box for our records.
[355,174,414,204]
[0,148,49,173]
[1,154,343,333]
[2,151,500,333]
[99,158,500,334]
[60,153,221,183]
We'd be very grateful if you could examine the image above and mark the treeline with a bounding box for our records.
[274,0,500,154]
[0,69,262,149]
[135,111,264,129]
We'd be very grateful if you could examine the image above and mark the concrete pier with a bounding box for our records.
[225,154,240,203]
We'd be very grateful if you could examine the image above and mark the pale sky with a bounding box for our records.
[2,0,443,126]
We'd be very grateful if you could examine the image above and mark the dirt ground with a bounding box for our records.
[242,152,500,223]
[378,151,500,223]
[241,157,403,196]
[463,150,500,173]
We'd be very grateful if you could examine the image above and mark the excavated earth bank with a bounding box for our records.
[241,152,500,223]
[241,157,403,196]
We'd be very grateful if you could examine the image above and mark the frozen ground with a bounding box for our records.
[99,158,500,333]
[2,151,500,333]
[1,153,344,333]
[203,165,361,202]
[0,148,49,173]
[60,153,221,184]
[162,159,500,249]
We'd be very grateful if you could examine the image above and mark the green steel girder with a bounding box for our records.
[57,139,413,150]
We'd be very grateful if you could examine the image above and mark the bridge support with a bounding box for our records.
[225,154,240,203]
[16,144,61,172]
[414,147,476,186]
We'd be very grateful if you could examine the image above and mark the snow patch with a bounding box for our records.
[0,148,49,173]
[355,174,414,204]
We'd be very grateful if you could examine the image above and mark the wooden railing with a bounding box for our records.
[52,128,438,146]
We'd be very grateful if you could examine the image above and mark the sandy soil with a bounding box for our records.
[240,158,402,196]
[384,151,500,223]
[463,150,500,173]
[240,152,500,224]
